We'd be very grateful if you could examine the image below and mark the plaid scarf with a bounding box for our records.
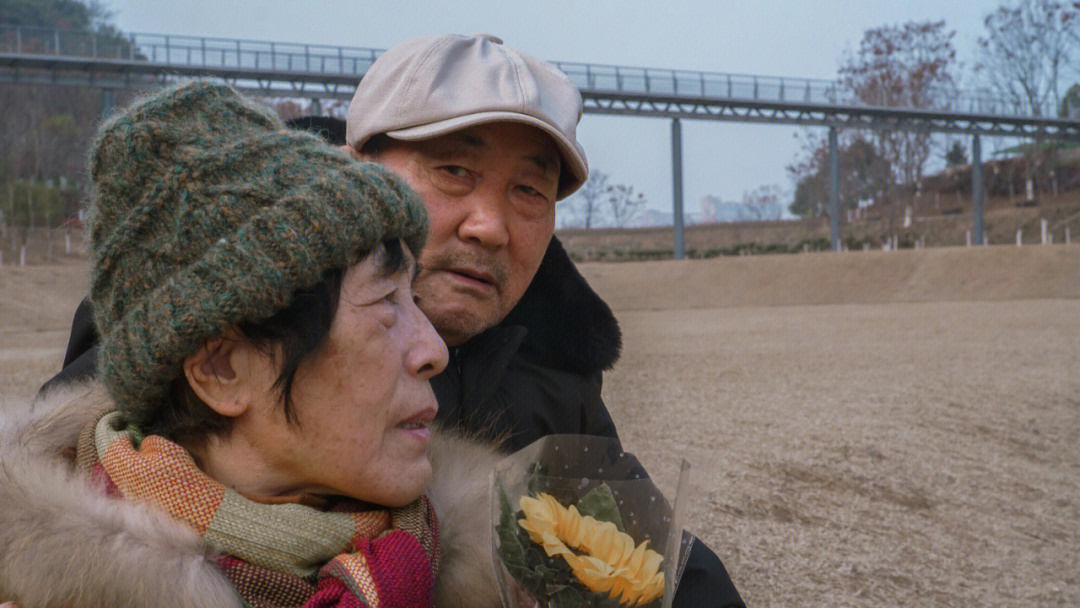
[77,412,439,608]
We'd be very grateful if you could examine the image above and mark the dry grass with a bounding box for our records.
[579,246,1080,607]
[0,258,87,398]
[2,246,1078,606]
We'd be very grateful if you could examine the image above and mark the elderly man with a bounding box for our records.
[342,34,621,455]
[42,34,743,607]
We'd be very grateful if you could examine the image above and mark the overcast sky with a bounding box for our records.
[104,0,1007,218]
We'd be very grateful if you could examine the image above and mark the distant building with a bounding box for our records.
[630,209,674,227]
[699,196,722,223]
[628,208,709,227]
[699,195,747,223]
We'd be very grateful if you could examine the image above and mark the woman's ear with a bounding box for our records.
[182,330,260,419]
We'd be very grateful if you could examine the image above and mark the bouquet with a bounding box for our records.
[491,435,692,608]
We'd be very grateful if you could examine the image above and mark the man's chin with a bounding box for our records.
[425,305,502,347]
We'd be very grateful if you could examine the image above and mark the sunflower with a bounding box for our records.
[518,493,665,606]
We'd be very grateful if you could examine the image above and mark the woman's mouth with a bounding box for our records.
[397,408,436,443]
[398,423,432,444]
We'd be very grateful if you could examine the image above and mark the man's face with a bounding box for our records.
[367,122,561,346]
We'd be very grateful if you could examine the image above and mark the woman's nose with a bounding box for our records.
[407,306,449,379]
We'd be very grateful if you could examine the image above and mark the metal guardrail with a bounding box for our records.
[0,24,1057,120]
[0,25,379,76]
[551,62,1022,118]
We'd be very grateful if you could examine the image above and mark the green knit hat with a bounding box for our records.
[87,80,428,430]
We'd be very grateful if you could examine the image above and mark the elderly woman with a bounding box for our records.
[0,82,502,607]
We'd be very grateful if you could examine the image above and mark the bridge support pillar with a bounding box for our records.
[101,88,115,116]
[828,126,840,251]
[671,117,685,260]
[972,134,984,245]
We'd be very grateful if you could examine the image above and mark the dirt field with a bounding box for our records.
[2,246,1078,606]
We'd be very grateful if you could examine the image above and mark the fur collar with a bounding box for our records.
[0,382,501,608]
[501,236,622,374]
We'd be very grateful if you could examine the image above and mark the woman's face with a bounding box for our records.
[244,242,448,507]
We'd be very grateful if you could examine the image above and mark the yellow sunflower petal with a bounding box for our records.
[624,539,649,573]
[516,492,667,606]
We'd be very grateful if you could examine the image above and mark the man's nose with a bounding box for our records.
[456,189,510,249]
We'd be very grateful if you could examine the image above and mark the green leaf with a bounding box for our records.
[495,483,527,567]
[526,461,544,496]
[497,482,515,528]
[525,546,548,569]
[504,563,543,595]
[549,585,585,608]
[576,483,625,532]
[535,562,562,582]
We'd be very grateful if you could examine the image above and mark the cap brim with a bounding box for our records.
[387,111,588,199]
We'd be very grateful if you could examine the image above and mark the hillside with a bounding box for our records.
[578,244,1080,310]
[558,192,1080,261]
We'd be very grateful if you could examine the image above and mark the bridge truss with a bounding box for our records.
[3,25,1079,253]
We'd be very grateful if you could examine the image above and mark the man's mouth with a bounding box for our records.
[446,267,496,288]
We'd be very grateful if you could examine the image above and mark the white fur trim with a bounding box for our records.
[0,382,504,606]
[427,428,503,608]
[0,382,240,607]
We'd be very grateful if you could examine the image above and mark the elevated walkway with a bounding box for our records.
[4,25,1078,255]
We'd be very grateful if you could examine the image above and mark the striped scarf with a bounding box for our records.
[78,412,440,608]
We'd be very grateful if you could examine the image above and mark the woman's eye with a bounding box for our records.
[372,289,398,306]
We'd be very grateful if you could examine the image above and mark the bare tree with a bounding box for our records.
[787,131,891,220]
[0,0,141,260]
[574,171,609,229]
[977,0,1077,117]
[977,0,1078,200]
[739,185,784,220]
[839,21,957,190]
[1068,2,1080,72]
[605,184,646,228]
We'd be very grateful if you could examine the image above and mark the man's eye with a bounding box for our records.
[519,184,552,202]
[440,165,469,177]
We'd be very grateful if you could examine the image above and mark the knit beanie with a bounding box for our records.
[87,80,428,431]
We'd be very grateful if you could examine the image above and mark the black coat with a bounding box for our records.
[430,238,622,453]
[41,236,744,608]
[429,238,744,607]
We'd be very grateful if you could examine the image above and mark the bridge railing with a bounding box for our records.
[551,61,1034,118]
[0,24,1052,119]
[0,25,381,76]
[2,24,135,59]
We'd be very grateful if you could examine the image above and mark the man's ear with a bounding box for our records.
[182,331,255,419]
[341,144,367,162]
